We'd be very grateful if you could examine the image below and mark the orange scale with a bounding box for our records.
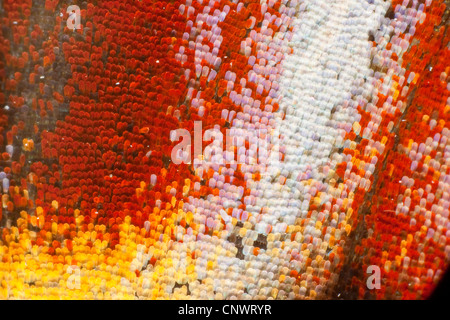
[6,201,14,212]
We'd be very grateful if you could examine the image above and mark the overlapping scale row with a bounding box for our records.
[0,0,448,299]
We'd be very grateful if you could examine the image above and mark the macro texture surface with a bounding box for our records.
[0,0,449,299]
